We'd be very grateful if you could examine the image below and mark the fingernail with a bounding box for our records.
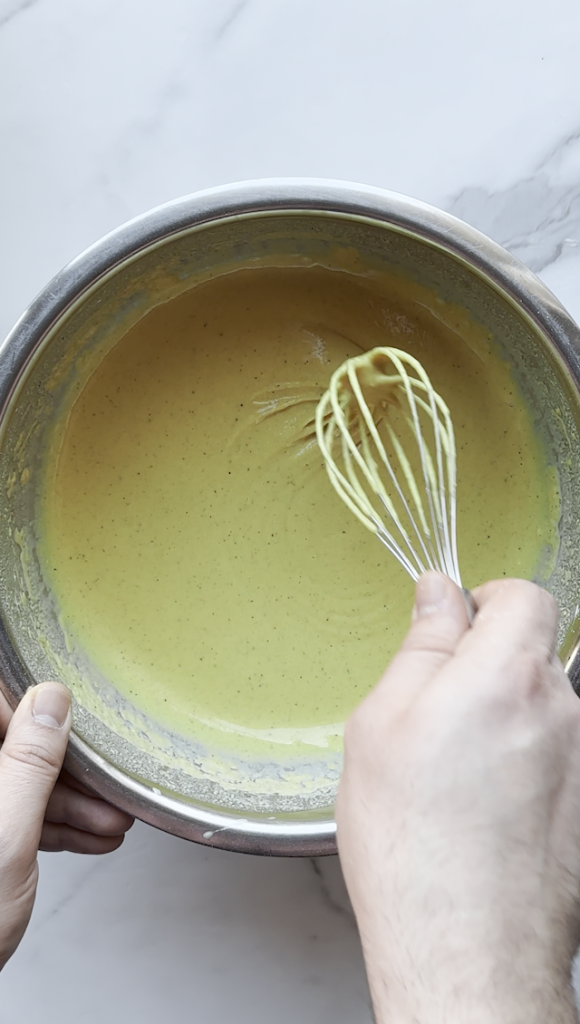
[413,572,448,618]
[31,683,71,729]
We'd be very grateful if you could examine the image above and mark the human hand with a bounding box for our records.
[0,683,134,969]
[337,573,580,1024]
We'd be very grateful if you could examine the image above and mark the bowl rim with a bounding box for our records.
[1,177,580,856]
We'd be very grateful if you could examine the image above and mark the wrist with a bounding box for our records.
[360,940,579,1024]
[369,979,578,1024]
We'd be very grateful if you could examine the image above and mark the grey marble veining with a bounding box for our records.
[0,0,42,30]
[214,0,249,42]
[450,127,580,274]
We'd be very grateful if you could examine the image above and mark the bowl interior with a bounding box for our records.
[1,209,580,834]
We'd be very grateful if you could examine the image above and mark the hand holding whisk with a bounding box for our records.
[315,347,470,603]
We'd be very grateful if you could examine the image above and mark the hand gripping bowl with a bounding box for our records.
[1,179,580,857]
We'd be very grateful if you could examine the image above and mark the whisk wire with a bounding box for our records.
[357,418,432,578]
[393,354,460,582]
[329,380,429,579]
[347,362,441,576]
[315,346,462,588]
[383,423,438,571]
[318,405,425,580]
[394,355,449,576]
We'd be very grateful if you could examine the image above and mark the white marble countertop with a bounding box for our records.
[1,0,580,1020]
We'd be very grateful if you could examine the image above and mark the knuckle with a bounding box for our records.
[498,578,557,620]
[497,577,539,599]
[539,591,559,639]
[39,824,67,853]
[523,580,557,622]
[4,737,62,778]
[402,624,455,658]
[502,649,549,703]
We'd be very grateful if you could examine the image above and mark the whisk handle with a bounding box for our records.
[462,588,477,624]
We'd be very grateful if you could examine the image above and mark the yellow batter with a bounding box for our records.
[37,266,559,754]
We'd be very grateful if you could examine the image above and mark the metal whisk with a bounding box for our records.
[315,346,463,588]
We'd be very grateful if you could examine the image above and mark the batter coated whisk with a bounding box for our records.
[315,347,463,587]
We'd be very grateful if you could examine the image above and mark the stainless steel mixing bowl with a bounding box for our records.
[1,179,580,856]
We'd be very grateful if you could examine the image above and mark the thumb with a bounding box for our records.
[0,683,71,865]
[406,572,472,658]
[372,572,472,711]
[0,682,71,969]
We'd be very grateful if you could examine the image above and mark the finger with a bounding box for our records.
[39,822,126,855]
[404,572,472,657]
[372,572,470,709]
[460,579,559,672]
[416,581,569,733]
[44,780,134,836]
[0,683,71,872]
[0,688,13,738]
[344,574,470,753]
[51,770,135,833]
[56,768,98,798]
